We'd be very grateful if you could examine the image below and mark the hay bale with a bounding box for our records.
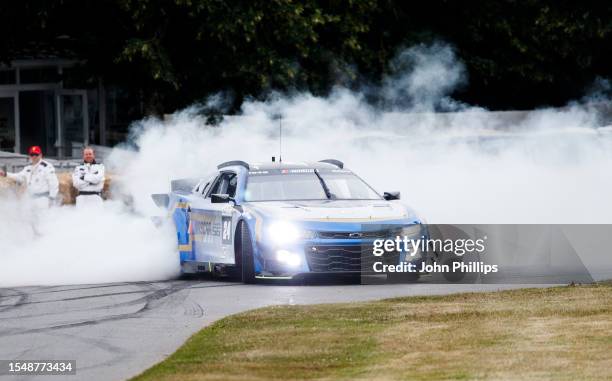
[58,172,113,204]
[0,172,113,205]
[0,176,18,197]
[0,176,15,189]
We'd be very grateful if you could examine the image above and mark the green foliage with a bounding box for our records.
[0,0,610,112]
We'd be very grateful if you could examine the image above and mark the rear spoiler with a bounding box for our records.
[151,177,200,209]
[151,194,169,208]
[171,178,200,192]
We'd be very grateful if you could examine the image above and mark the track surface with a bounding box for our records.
[0,279,551,381]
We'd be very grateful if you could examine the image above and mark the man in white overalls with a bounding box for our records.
[72,147,105,208]
[0,146,59,209]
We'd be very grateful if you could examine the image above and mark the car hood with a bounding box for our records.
[244,200,417,223]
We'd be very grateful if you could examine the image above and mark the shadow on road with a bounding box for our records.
[180,272,366,286]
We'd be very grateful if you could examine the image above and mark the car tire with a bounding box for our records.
[236,221,256,284]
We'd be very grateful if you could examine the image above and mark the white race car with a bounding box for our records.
[153,159,427,282]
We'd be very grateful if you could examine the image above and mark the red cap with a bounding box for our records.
[28,146,42,155]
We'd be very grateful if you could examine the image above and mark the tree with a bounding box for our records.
[0,0,609,113]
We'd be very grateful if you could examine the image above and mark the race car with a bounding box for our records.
[152,159,428,282]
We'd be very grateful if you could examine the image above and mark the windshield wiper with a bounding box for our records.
[314,169,333,199]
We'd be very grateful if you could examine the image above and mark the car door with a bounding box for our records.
[188,174,219,264]
[191,171,238,264]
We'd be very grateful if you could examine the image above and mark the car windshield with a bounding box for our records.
[318,171,381,200]
[244,170,381,202]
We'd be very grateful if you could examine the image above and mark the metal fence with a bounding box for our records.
[0,151,81,174]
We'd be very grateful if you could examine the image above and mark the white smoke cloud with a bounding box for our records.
[382,43,467,111]
[1,42,611,287]
[0,196,179,287]
[109,63,612,224]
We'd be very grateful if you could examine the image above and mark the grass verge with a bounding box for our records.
[132,283,612,381]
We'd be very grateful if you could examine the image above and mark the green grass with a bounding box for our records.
[132,283,612,381]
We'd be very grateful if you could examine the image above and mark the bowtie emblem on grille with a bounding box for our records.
[349,232,363,238]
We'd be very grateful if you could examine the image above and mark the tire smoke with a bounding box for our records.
[1,43,610,287]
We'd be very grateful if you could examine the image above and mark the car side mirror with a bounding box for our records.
[211,193,233,203]
[383,191,400,200]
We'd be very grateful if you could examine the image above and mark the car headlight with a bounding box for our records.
[276,249,302,267]
[267,221,316,245]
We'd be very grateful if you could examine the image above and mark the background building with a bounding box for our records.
[0,2,609,158]
[0,51,142,158]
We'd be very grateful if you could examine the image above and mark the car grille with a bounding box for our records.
[316,229,400,239]
[305,245,399,273]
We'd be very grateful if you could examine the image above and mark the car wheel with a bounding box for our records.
[236,221,255,283]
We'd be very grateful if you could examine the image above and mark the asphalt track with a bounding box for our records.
[0,279,553,381]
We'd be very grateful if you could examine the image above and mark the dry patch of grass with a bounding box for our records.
[132,283,612,381]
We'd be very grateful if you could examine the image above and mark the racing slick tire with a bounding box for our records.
[236,221,256,284]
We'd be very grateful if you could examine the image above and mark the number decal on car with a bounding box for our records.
[221,216,232,244]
